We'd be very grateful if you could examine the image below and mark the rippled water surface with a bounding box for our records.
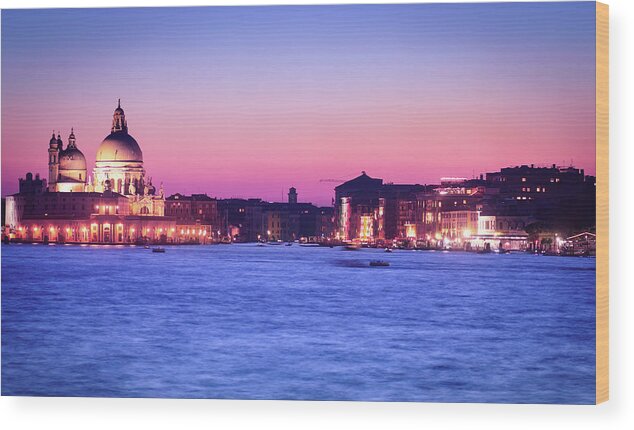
[1,243,595,403]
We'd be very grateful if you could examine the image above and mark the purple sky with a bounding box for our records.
[1,3,597,206]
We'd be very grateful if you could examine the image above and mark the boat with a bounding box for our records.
[384,248,393,253]
[285,242,293,246]
[369,260,390,267]
[300,243,320,247]
[268,241,283,245]
[256,243,266,247]
[343,244,360,251]
[152,247,166,253]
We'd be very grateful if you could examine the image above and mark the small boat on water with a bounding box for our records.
[285,242,293,246]
[152,247,166,253]
[343,244,360,251]
[384,248,393,253]
[300,243,320,247]
[369,260,390,267]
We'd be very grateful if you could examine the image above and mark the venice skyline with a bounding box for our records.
[2,3,597,206]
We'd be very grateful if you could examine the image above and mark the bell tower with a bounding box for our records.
[288,187,298,205]
[48,131,60,191]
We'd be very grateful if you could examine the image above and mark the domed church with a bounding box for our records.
[46,100,165,216]
[93,99,147,196]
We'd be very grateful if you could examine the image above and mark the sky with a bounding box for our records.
[1,2,596,206]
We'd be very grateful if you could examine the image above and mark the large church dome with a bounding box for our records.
[96,132,143,163]
[95,100,143,163]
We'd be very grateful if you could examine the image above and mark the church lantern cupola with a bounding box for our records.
[67,127,77,148]
[111,98,128,133]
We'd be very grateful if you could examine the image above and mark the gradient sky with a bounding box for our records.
[1,2,596,206]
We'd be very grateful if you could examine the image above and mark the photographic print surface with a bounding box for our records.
[1,2,600,403]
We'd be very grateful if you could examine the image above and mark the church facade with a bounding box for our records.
[4,101,210,244]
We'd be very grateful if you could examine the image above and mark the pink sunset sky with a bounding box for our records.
[1,4,596,206]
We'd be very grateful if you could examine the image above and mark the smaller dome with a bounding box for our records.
[59,147,87,171]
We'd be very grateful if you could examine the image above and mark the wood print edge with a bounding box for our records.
[595,0,609,405]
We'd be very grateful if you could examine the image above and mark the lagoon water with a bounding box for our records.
[1,243,595,403]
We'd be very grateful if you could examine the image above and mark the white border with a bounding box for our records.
[1,1,632,429]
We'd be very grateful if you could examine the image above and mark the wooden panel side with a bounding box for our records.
[595,1,609,405]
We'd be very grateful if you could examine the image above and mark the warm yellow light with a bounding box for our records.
[34,227,39,232]
[95,205,99,210]
[130,228,135,233]
[171,228,175,232]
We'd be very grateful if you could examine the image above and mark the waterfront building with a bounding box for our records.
[335,165,594,249]
[165,193,221,242]
[485,164,595,232]
[217,198,264,242]
[334,172,425,243]
[216,189,333,242]
[415,184,484,246]
[334,172,383,241]
[259,189,330,242]
[316,207,335,240]
[3,101,206,244]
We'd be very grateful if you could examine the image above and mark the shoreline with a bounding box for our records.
[0,240,595,258]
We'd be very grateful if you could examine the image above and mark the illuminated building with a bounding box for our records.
[165,193,221,241]
[93,101,165,217]
[334,172,423,243]
[3,101,206,244]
